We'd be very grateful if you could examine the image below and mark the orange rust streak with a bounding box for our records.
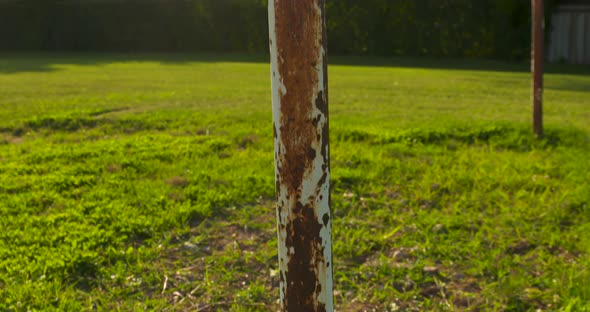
[275,0,321,195]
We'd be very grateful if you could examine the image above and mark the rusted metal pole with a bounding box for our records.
[532,0,544,137]
[268,0,333,311]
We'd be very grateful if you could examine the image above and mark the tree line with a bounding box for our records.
[0,0,561,60]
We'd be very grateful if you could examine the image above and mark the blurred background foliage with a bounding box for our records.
[0,0,561,60]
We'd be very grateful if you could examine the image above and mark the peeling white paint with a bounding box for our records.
[269,1,290,307]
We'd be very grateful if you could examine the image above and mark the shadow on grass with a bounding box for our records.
[0,112,165,136]
[330,55,590,77]
[334,124,590,152]
[2,109,588,154]
[0,52,270,74]
[1,52,589,80]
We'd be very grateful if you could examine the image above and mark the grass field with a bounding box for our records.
[0,54,589,311]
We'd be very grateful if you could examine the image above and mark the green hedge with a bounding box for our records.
[0,0,561,60]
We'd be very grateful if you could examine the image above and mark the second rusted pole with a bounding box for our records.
[268,0,333,311]
[532,0,544,137]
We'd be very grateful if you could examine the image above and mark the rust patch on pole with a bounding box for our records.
[269,0,333,311]
[532,0,544,137]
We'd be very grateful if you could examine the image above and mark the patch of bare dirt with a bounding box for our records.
[158,209,278,311]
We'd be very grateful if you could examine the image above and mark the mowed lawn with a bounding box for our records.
[0,54,589,311]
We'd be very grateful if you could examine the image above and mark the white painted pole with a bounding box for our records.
[268,0,333,311]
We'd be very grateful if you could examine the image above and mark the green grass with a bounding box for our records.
[0,54,589,311]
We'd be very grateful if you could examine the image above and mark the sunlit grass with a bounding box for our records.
[0,54,588,311]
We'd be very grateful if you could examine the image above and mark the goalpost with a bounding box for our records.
[266,1,546,310]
